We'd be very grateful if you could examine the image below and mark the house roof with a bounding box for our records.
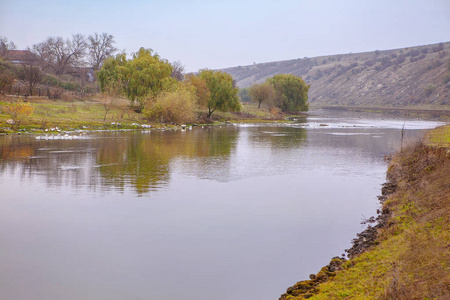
[6,50,37,63]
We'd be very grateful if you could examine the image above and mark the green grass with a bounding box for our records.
[425,125,450,148]
[0,98,146,131]
[0,98,290,133]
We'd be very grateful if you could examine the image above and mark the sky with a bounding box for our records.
[1,0,449,72]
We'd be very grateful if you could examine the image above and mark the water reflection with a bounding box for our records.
[0,110,446,300]
[0,115,439,195]
[96,127,240,194]
[249,125,307,149]
[0,126,245,194]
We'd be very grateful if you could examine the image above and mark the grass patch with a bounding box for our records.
[425,124,450,148]
[0,97,145,131]
[281,127,450,300]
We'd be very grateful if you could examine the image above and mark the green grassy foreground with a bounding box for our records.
[0,97,285,133]
[280,125,450,300]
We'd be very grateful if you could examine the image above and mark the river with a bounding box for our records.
[0,109,445,300]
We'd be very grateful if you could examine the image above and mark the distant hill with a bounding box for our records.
[222,42,450,107]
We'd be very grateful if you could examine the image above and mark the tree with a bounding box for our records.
[30,41,53,71]
[170,60,184,81]
[16,54,42,96]
[249,82,275,109]
[199,69,241,117]
[0,36,16,57]
[185,74,210,108]
[238,88,251,102]
[97,48,175,105]
[268,74,309,112]
[0,58,16,92]
[37,34,87,76]
[87,32,117,70]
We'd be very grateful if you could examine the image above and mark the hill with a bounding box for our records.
[222,42,450,107]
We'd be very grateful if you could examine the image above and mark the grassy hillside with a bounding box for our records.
[223,42,450,108]
[279,125,450,300]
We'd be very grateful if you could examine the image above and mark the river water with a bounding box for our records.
[0,109,445,300]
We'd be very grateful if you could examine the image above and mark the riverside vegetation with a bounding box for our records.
[1,33,309,132]
[0,94,295,134]
[280,125,450,300]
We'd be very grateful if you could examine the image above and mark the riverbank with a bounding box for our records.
[0,97,287,134]
[280,125,450,299]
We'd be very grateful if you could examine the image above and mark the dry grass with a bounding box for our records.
[379,141,449,300]
[282,127,450,300]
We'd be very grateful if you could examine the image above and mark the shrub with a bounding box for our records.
[424,84,436,97]
[1,99,35,127]
[144,84,197,124]
[442,73,450,85]
[395,55,406,64]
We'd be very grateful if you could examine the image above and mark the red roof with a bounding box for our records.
[6,50,37,63]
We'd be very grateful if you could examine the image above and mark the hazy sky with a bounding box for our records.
[1,0,449,72]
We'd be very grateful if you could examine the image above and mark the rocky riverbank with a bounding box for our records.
[279,125,450,300]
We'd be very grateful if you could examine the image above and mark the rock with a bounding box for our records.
[6,119,15,125]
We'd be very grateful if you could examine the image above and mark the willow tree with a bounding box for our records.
[97,48,175,105]
[249,82,275,109]
[268,74,309,112]
[199,69,241,117]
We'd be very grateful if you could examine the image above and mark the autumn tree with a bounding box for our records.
[185,74,210,108]
[87,32,117,70]
[268,74,309,112]
[199,69,241,117]
[249,82,275,109]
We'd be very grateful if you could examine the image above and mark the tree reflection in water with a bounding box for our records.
[0,127,244,195]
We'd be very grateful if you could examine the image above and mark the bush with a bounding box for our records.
[41,74,81,91]
[395,55,406,64]
[424,84,436,97]
[41,74,60,87]
[1,99,35,127]
[144,84,197,124]
[442,73,450,85]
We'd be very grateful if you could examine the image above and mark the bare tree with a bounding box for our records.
[170,60,184,81]
[0,36,17,57]
[40,34,87,76]
[30,41,53,71]
[16,53,42,96]
[87,32,117,70]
